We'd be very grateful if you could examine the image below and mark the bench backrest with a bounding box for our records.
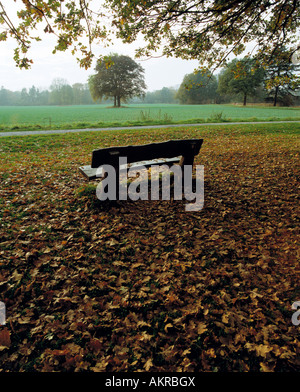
[91,139,203,168]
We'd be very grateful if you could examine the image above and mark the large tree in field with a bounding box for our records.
[176,72,218,104]
[88,54,146,107]
[217,58,265,106]
[0,1,299,70]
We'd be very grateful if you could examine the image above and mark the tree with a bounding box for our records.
[20,88,29,105]
[176,73,218,104]
[0,1,299,70]
[0,86,14,105]
[28,85,38,105]
[143,87,178,104]
[49,78,73,105]
[159,87,177,104]
[108,0,300,72]
[72,83,85,105]
[264,47,300,106]
[88,54,146,107]
[217,58,265,106]
[0,1,107,69]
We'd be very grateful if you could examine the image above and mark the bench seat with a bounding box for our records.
[79,157,181,180]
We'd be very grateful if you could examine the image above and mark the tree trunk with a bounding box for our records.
[273,86,279,106]
[243,93,247,106]
[117,96,121,107]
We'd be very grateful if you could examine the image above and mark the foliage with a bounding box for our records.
[143,87,178,104]
[107,0,300,72]
[207,111,227,123]
[0,123,299,371]
[264,47,300,106]
[176,72,218,104]
[88,54,146,107]
[0,0,108,69]
[0,1,299,70]
[217,58,265,106]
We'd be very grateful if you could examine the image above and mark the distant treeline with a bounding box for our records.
[1,56,299,107]
[0,83,271,106]
[0,80,95,106]
[1,82,299,107]
[0,82,179,106]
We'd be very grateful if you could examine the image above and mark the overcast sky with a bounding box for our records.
[1,27,200,92]
[0,0,233,93]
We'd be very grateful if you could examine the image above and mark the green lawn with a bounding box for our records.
[0,104,299,132]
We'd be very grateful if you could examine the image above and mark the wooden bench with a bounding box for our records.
[79,139,203,183]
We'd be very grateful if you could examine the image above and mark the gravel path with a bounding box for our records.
[0,120,299,137]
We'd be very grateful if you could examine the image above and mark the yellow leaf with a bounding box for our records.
[222,313,230,324]
[255,344,272,358]
[260,362,276,372]
[197,322,208,335]
[144,358,153,371]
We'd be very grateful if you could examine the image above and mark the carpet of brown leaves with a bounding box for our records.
[0,125,299,371]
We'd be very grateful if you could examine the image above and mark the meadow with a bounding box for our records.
[0,103,300,131]
[0,122,299,371]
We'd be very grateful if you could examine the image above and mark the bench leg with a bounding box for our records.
[179,154,195,168]
[180,154,195,184]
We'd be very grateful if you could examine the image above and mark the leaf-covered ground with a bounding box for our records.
[0,123,299,371]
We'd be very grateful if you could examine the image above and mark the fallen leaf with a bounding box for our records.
[197,322,208,335]
[144,358,153,371]
[0,328,11,349]
[164,323,173,333]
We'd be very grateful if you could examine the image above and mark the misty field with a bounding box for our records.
[0,104,300,131]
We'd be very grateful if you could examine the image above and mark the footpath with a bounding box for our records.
[0,120,299,137]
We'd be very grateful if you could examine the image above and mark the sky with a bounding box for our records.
[0,10,200,93]
[1,41,200,92]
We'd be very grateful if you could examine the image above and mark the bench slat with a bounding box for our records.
[79,157,181,180]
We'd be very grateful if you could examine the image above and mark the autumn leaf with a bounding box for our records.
[222,313,230,324]
[197,323,208,335]
[164,323,173,333]
[89,339,102,354]
[260,362,276,372]
[144,358,153,371]
[255,344,273,358]
[0,328,11,350]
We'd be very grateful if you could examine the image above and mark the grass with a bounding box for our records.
[0,122,299,372]
[0,103,299,132]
